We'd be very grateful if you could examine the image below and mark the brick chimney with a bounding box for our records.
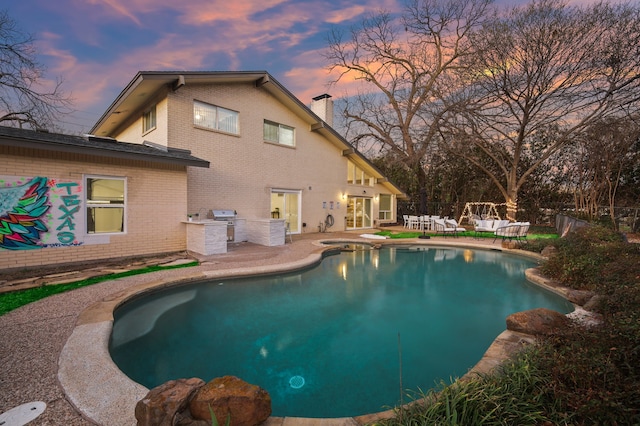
[310,94,333,127]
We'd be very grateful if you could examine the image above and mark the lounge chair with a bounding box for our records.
[494,223,521,242]
[474,219,510,238]
[516,222,530,242]
[433,218,464,237]
[446,219,466,234]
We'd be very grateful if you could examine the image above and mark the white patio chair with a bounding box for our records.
[433,218,457,237]
[517,222,530,241]
[408,215,420,229]
[445,219,466,237]
[494,223,521,242]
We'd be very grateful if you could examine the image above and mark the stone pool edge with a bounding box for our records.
[58,241,571,426]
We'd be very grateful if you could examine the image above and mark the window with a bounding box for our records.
[347,160,374,186]
[86,176,126,234]
[378,194,393,221]
[193,100,239,135]
[142,105,156,133]
[264,120,295,146]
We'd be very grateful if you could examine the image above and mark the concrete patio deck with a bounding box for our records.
[0,229,547,425]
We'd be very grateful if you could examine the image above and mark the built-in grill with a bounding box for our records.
[211,209,236,242]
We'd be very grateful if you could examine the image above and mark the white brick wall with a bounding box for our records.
[0,146,188,270]
[114,80,396,235]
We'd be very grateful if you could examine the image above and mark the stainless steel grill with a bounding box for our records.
[211,209,236,241]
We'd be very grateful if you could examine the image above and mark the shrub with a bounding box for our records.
[540,225,629,290]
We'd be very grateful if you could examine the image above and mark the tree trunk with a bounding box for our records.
[505,191,518,222]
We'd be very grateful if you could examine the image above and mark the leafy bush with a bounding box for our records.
[540,225,629,290]
[536,325,640,424]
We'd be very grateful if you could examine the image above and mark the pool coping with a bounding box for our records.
[58,239,572,426]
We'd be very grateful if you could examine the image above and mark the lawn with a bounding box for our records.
[375,229,559,240]
[0,261,198,316]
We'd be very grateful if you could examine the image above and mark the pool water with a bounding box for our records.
[110,246,573,418]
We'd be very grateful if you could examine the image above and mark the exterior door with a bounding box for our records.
[270,190,301,233]
[346,197,372,229]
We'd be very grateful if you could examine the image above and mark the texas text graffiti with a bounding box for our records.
[0,176,86,250]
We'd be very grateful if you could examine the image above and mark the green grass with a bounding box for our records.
[0,261,199,316]
[375,230,559,240]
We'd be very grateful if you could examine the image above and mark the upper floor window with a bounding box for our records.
[142,105,156,133]
[347,160,374,186]
[194,100,239,135]
[264,120,295,147]
[85,176,126,234]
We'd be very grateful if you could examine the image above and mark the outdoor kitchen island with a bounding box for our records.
[185,213,287,255]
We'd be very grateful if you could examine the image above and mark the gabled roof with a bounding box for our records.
[90,71,406,197]
[0,126,209,168]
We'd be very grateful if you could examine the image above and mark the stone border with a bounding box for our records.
[58,240,570,426]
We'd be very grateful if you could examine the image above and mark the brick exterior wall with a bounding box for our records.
[0,145,188,271]
[113,80,397,233]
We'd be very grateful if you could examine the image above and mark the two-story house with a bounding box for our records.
[90,71,404,245]
[0,71,404,270]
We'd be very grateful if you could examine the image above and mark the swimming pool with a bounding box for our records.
[110,246,573,418]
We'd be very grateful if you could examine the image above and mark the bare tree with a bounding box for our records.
[570,117,640,228]
[324,0,493,213]
[0,10,71,130]
[443,0,640,221]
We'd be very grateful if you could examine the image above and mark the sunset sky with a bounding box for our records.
[5,0,590,135]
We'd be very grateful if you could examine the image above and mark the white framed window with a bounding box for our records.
[193,100,239,135]
[264,120,295,147]
[85,176,126,234]
[378,194,393,221]
[142,105,156,134]
[347,160,374,186]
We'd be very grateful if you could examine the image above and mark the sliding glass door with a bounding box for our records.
[346,197,372,230]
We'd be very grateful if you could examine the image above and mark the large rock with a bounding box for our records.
[566,289,595,306]
[189,376,271,426]
[135,377,205,426]
[584,294,607,312]
[506,308,569,335]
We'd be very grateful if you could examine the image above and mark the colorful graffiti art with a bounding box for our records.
[0,177,50,250]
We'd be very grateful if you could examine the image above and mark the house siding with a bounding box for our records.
[113,80,396,232]
[0,145,188,271]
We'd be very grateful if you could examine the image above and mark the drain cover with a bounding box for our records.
[289,375,305,389]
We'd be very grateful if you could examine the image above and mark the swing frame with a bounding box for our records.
[458,202,503,225]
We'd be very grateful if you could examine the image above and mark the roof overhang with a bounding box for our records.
[0,127,210,168]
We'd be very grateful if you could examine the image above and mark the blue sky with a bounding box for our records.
[4,0,399,134]
[5,0,592,135]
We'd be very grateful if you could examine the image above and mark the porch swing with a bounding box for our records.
[458,202,502,225]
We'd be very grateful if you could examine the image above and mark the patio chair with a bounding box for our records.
[494,223,521,242]
[403,215,410,228]
[408,215,420,230]
[445,219,466,236]
[433,218,462,237]
[516,222,530,242]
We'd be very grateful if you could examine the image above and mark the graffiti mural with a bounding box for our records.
[0,176,86,250]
